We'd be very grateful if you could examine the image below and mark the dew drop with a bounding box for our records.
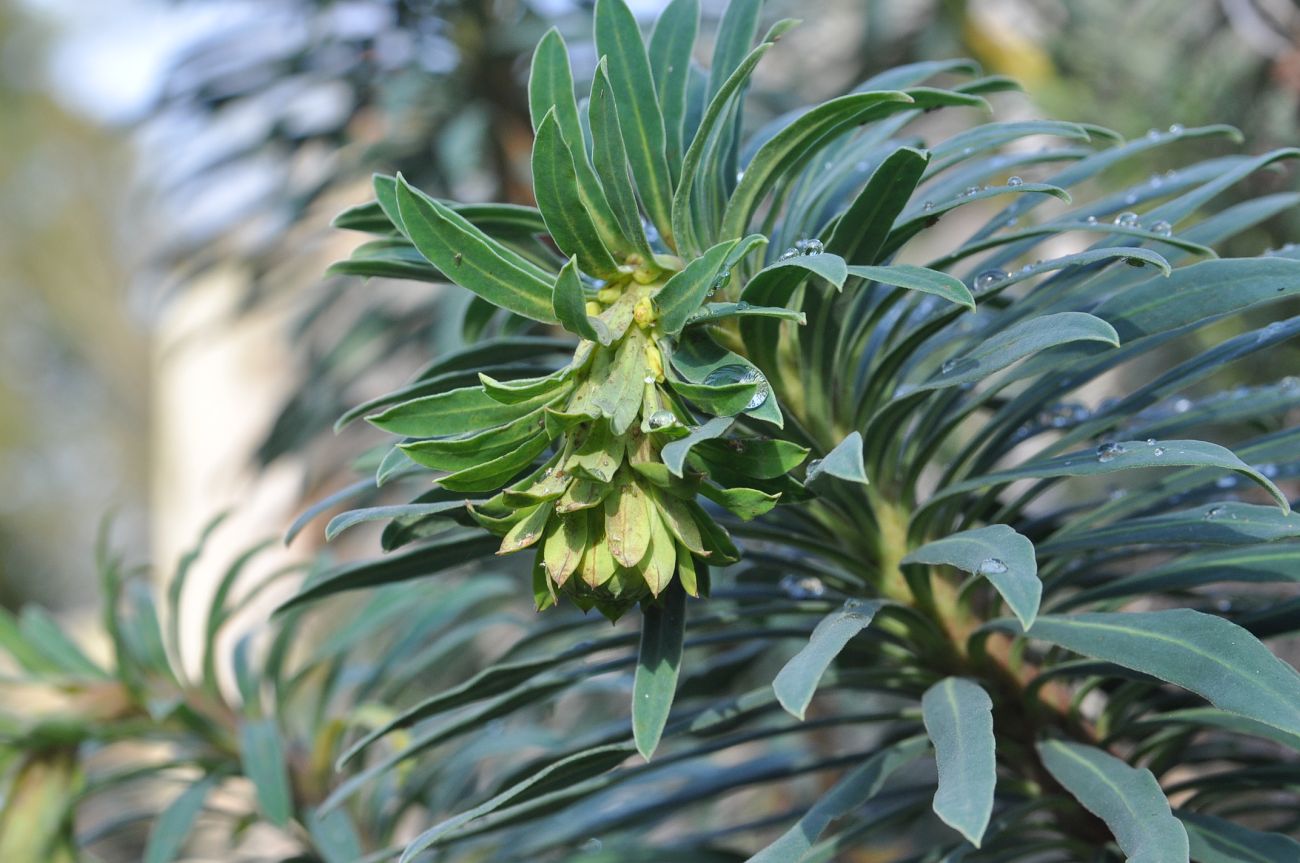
[941,359,958,375]
[1168,123,1185,134]
[1173,397,1192,413]
[704,364,769,410]
[923,200,935,211]
[647,410,677,431]
[1006,175,1024,186]
[974,269,1008,290]
[1145,438,1156,445]
[1149,220,1173,237]
[979,558,1008,575]
[1204,505,1225,520]
[1085,215,1099,225]
[1096,441,1125,463]
[1114,211,1140,228]
[777,247,799,261]
[580,838,603,852]
[1146,128,1161,140]
[1152,446,1165,456]
[963,186,981,197]
[780,574,826,599]
[795,238,825,256]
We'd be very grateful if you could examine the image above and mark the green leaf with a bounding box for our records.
[773,599,883,719]
[394,177,558,323]
[532,109,620,277]
[916,311,1120,390]
[1058,544,1300,609]
[805,432,868,486]
[672,26,788,255]
[238,719,293,826]
[275,532,501,612]
[661,415,732,477]
[143,777,218,863]
[367,383,557,437]
[654,238,740,334]
[326,501,474,542]
[684,301,805,327]
[1012,611,1300,739]
[903,525,1039,629]
[553,256,611,344]
[648,0,699,179]
[924,440,1289,519]
[722,91,916,239]
[846,264,975,310]
[670,378,760,415]
[594,0,675,245]
[827,146,930,265]
[633,582,687,759]
[307,808,365,863]
[590,60,656,260]
[748,735,931,863]
[528,29,632,261]
[1178,811,1300,862]
[1036,740,1188,863]
[922,677,996,847]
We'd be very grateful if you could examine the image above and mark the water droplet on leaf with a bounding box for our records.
[974,269,1007,290]
[979,558,1008,575]
[1096,441,1125,463]
[1114,211,1139,228]
[704,364,769,410]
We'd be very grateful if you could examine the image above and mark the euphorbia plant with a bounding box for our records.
[279,0,1300,860]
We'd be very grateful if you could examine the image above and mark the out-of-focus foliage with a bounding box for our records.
[0,5,149,608]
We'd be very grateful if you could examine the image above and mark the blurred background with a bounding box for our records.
[1,0,1297,614]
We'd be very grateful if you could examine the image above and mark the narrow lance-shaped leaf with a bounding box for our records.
[532,109,620,277]
[922,677,996,848]
[653,237,740,334]
[846,264,975,310]
[594,0,675,246]
[1007,610,1300,738]
[528,28,632,260]
[239,719,294,827]
[647,0,698,180]
[1177,810,1300,863]
[590,60,656,260]
[143,777,219,863]
[394,177,558,323]
[805,432,869,486]
[827,146,930,265]
[903,525,1040,629]
[661,415,732,477]
[553,256,611,344]
[633,582,687,759]
[922,439,1290,517]
[748,735,932,863]
[773,599,883,719]
[1037,740,1188,863]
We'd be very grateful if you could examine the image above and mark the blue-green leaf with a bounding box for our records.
[633,582,687,759]
[1013,611,1300,739]
[922,677,996,848]
[394,177,558,323]
[1037,740,1188,863]
[594,0,675,245]
[143,777,218,863]
[805,432,868,486]
[1178,810,1300,863]
[748,735,931,863]
[238,719,293,827]
[903,525,1039,629]
[553,256,612,344]
[773,599,883,719]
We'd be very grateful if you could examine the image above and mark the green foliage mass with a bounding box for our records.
[4,1,1300,861]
